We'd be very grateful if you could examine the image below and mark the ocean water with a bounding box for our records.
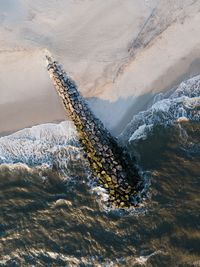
[0,76,200,266]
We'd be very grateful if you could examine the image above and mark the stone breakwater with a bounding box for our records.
[46,55,141,208]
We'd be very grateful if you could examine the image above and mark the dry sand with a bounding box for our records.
[0,0,200,135]
[0,50,66,135]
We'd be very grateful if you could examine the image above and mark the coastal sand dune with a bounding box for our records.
[0,0,200,135]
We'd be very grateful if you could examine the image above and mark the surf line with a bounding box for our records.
[46,55,142,208]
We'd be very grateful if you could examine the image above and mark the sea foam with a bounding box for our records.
[0,76,199,167]
[120,75,200,143]
[0,121,79,168]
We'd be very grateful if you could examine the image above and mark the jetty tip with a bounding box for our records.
[42,48,54,66]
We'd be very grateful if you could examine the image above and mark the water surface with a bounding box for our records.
[0,77,200,266]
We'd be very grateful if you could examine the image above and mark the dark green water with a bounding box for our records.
[0,76,200,266]
[0,121,199,267]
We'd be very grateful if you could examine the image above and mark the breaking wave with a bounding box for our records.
[0,76,199,267]
[0,75,199,179]
[0,121,76,164]
[0,121,89,177]
[120,75,200,143]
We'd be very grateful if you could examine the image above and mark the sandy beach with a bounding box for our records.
[0,2,200,265]
[0,0,200,135]
[0,50,66,135]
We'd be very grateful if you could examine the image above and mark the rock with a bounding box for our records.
[111,175,118,184]
[105,175,112,182]
[116,165,123,171]
[103,145,108,151]
[92,162,98,169]
[125,188,131,194]
[108,183,114,189]
[113,168,117,174]
[97,162,102,168]
[47,58,141,209]
[119,202,125,207]
[110,189,115,195]
[54,199,72,207]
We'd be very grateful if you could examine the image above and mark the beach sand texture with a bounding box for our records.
[0,0,200,135]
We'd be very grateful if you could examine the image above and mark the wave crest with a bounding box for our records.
[0,121,82,170]
[120,75,200,143]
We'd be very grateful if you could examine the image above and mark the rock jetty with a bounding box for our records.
[46,55,141,208]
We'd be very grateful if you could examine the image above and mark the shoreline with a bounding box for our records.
[0,63,199,137]
[0,1,199,136]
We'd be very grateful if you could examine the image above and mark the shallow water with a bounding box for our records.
[0,77,200,266]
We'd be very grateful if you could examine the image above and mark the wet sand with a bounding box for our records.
[0,0,200,136]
